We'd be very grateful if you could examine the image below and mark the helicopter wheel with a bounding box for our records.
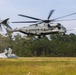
[38,36,41,39]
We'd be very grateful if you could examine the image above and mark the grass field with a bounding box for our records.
[0,57,76,75]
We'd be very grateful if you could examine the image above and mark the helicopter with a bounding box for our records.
[0,10,76,38]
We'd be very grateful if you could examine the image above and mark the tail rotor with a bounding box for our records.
[0,18,12,32]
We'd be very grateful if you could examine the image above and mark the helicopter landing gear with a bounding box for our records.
[38,36,41,39]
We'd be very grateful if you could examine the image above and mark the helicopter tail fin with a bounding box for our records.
[1,18,12,32]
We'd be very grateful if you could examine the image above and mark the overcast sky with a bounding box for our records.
[0,0,76,34]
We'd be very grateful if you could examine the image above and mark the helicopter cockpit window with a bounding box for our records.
[57,23,61,29]
[35,24,38,27]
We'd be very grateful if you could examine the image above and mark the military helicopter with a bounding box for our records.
[0,10,76,38]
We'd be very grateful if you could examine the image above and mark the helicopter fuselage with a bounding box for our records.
[16,23,66,36]
[1,18,66,37]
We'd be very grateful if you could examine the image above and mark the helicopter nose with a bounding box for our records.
[63,27,67,34]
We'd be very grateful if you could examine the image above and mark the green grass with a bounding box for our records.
[0,57,76,75]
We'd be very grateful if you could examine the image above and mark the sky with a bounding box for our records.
[0,0,76,34]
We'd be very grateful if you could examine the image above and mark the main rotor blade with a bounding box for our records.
[47,10,54,20]
[54,19,76,22]
[12,21,38,23]
[52,12,76,20]
[18,14,42,20]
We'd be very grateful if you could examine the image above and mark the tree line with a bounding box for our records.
[0,33,76,57]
